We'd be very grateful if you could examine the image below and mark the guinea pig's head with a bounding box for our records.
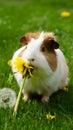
[20,32,59,72]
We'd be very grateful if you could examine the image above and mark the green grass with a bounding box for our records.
[0,0,73,130]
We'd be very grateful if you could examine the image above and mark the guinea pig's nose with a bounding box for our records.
[28,58,35,62]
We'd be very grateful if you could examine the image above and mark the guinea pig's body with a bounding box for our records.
[12,32,69,102]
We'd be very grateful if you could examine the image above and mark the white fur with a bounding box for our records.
[12,32,69,96]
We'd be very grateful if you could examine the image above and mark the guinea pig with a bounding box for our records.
[12,32,69,103]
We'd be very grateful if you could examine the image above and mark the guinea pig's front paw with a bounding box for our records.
[23,92,29,102]
[41,95,50,103]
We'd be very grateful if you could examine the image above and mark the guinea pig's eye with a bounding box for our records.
[41,46,46,52]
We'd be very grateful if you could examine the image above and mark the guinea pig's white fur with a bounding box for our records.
[12,32,69,102]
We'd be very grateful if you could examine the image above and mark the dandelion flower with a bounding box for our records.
[46,114,56,120]
[13,57,34,116]
[61,11,70,17]
[14,57,34,77]
[0,88,16,109]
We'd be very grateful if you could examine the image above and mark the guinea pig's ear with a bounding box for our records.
[45,39,59,50]
[49,39,59,49]
[20,36,28,45]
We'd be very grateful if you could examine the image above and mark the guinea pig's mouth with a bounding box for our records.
[28,64,38,73]
[22,64,36,78]
[13,65,36,78]
[29,64,37,72]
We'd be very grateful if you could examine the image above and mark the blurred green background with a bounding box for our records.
[0,0,73,130]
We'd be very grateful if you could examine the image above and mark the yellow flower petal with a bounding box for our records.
[8,60,12,66]
[62,86,68,92]
[46,114,56,120]
[49,115,56,120]
[46,114,49,119]
[14,57,25,72]
[61,11,70,17]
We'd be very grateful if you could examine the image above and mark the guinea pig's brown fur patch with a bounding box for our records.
[20,32,56,45]
[20,32,41,45]
[41,33,58,71]
[44,32,56,41]
[43,51,57,71]
[25,32,41,41]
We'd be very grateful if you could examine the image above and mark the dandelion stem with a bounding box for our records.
[13,77,26,116]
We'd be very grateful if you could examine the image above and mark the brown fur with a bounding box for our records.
[40,34,58,71]
[25,32,56,42]
[44,32,56,41]
[20,32,56,45]
[43,51,57,71]
[25,32,40,41]
[20,32,41,44]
